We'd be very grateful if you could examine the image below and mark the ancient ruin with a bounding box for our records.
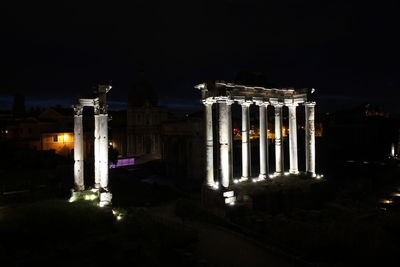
[71,85,112,207]
[197,81,317,205]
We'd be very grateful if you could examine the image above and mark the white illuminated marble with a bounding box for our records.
[94,112,100,188]
[219,100,234,188]
[203,99,215,187]
[72,85,112,207]
[256,102,269,179]
[273,103,284,174]
[73,105,84,191]
[239,100,252,180]
[305,102,316,177]
[287,103,299,174]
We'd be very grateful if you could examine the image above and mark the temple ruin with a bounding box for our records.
[196,81,317,205]
[71,85,112,207]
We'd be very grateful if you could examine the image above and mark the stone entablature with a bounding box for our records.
[198,81,309,104]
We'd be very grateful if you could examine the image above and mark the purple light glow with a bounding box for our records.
[109,158,135,168]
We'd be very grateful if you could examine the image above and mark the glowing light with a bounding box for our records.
[223,191,234,198]
[212,182,220,190]
[224,196,236,204]
[381,199,393,204]
[117,215,123,220]
[269,174,275,179]
[391,192,400,197]
[284,172,290,176]
[68,196,77,203]
[91,188,98,193]
[63,134,69,142]
[233,179,239,184]
[5,130,8,134]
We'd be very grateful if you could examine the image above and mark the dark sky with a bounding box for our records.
[1,1,399,113]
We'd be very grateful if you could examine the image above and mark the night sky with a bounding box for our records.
[1,1,399,113]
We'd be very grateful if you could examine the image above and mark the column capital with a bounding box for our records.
[202,98,216,105]
[237,100,252,107]
[272,102,284,108]
[95,104,108,115]
[254,101,269,107]
[285,102,298,107]
[73,104,83,116]
[225,99,235,105]
[305,101,316,107]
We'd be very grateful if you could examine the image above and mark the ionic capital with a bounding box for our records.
[305,101,316,107]
[272,102,284,108]
[225,99,235,106]
[202,98,216,105]
[254,100,269,107]
[237,100,252,107]
[285,102,298,107]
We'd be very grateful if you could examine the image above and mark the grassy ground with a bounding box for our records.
[0,199,197,266]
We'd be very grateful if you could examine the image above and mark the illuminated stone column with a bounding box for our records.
[94,104,100,188]
[73,104,84,191]
[98,108,109,189]
[274,103,284,174]
[287,103,299,174]
[239,100,252,180]
[203,98,215,186]
[305,102,316,176]
[257,102,269,179]
[219,100,234,188]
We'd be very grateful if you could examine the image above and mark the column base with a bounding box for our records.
[240,176,249,181]
[99,192,112,207]
[69,189,82,202]
[258,174,267,179]
[289,170,299,175]
[307,172,316,178]
[94,183,100,189]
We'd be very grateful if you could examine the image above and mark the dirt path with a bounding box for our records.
[149,203,296,267]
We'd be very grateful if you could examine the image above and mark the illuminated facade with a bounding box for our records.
[197,81,317,196]
[41,132,74,157]
[72,85,112,207]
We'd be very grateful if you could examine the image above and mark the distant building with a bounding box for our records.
[2,107,92,158]
[161,113,204,181]
[323,104,397,160]
[126,78,168,158]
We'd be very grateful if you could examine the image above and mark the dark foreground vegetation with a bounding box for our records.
[0,200,197,266]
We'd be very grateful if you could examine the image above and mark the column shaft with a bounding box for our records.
[258,103,268,178]
[274,104,284,174]
[219,101,233,188]
[288,104,299,174]
[204,101,214,186]
[241,102,251,179]
[98,113,109,189]
[305,102,316,176]
[94,114,100,188]
[73,106,84,191]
